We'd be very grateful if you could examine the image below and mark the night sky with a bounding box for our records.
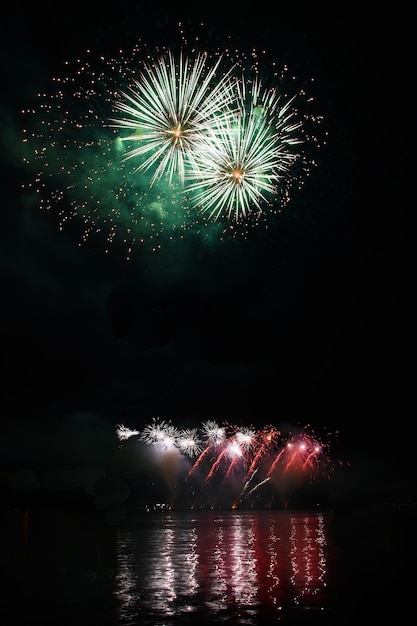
[0,3,412,497]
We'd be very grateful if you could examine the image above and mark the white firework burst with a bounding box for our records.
[110,50,236,187]
[177,428,203,458]
[116,424,140,441]
[140,417,180,451]
[235,427,257,450]
[185,76,303,222]
[201,420,226,446]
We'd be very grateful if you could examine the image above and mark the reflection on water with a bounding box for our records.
[115,510,338,624]
[2,505,407,624]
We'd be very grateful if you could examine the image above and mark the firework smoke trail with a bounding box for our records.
[110,50,237,187]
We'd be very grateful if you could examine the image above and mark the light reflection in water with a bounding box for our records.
[289,514,327,606]
[229,516,258,607]
[115,522,199,621]
[114,511,337,624]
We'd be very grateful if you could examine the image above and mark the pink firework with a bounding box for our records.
[121,419,339,509]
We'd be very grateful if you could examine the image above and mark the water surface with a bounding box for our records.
[1,506,409,624]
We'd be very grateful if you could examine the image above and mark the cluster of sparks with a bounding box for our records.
[183,76,304,222]
[110,50,237,189]
[20,27,325,258]
[116,419,336,509]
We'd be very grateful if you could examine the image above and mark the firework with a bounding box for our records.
[20,46,202,260]
[110,50,236,187]
[177,428,203,458]
[116,418,338,510]
[116,424,140,441]
[201,419,226,445]
[20,31,324,257]
[235,426,257,450]
[184,76,303,221]
[139,417,181,451]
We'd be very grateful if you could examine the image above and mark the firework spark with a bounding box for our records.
[20,33,324,257]
[116,424,140,441]
[116,418,338,509]
[140,417,181,451]
[185,76,303,221]
[201,419,226,445]
[177,428,203,458]
[110,50,236,187]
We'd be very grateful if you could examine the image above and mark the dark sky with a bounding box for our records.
[0,3,412,485]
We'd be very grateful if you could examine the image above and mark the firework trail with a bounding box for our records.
[244,426,280,482]
[205,447,230,483]
[280,435,322,474]
[284,442,304,472]
[201,425,251,484]
[240,477,271,502]
[186,444,214,479]
[224,443,245,479]
[267,448,287,476]
[233,427,279,506]
[116,418,337,509]
[237,467,259,503]
[302,446,321,471]
[186,419,226,478]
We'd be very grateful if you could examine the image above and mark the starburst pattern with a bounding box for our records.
[21,31,325,257]
[140,417,181,450]
[177,428,203,458]
[110,50,236,187]
[184,76,303,221]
